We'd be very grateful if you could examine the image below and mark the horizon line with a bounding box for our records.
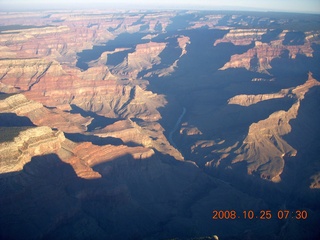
[0,7,319,15]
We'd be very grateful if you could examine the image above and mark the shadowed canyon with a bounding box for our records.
[0,10,320,239]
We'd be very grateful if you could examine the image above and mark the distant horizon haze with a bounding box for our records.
[0,0,320,14]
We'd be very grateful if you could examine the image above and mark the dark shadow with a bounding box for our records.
[64,133,123,146]
[106,49,134,66]
[76,32,148,71]
[70,105,120,131]
[280,86,320,208]
[269,47,320,89]
[283,31,306,46]
[0,113,35,127]
[261,29,282,43]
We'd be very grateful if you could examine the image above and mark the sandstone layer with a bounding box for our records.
[0,94,91,132]
[0,126,155,178]
[0,126,65,173]
[214,29,267,46]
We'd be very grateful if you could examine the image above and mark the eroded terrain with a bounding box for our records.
[0,10,320,239]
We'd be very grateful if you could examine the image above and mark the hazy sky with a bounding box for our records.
[0,0,320,13]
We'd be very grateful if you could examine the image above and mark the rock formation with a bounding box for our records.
[217,30,316,73]
[0,125,154,178]
[1,10,320,240]
[93,119,184,160]
[214,29,267,46]
[209,73,320,182]
[228,89,290,106]
[0,94,91,132]
[111,42,167,78]
[0,126,65,173]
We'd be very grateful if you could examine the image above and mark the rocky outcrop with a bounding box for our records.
[58,139,154,179]
[0,125,155,178]
[228,89,289,106]
[212,73,320,182]
[0,56,166,121]
[214,29,267,46]
[218,30,314,73]
[143,35,190,78]
[180,123,203,136]
[0,94,91,133]
[188,14,223,29]
[94,119,184,160]
[310,173,320,189]
[112,42,167,78]
[177,35,190,57]
[0,126,65,174]
[0,11,173,137]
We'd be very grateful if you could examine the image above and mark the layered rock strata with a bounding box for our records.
[0,126,65,173]
[214,29,267,46]
[0,126,155,178]
[0,94,90,132]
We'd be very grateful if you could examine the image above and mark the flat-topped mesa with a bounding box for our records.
[0,94,91,133]
[214,29,267,46]
[0,126,65,174]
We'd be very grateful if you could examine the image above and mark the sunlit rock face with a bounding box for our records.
[0,126,65,173]
[0,94,91,132]
[0,10,320,240]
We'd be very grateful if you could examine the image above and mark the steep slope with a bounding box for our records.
[208,73,320,182]
[0,126,65,173]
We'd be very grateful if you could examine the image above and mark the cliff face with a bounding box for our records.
[58,139,155,179]
[214,29,267,46]
[94,119,184,160]
[228,89,290,106]
[0,125,154,178]
[217,30,315,73]
[0,94,91,132]
[0,11,182,178]
[208,73,320,182]
[1,10,320,240]
[0,57,166,122]
[0,126,65,173]
[111,42,167,78]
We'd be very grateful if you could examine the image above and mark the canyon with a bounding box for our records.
[0,10,319,240]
